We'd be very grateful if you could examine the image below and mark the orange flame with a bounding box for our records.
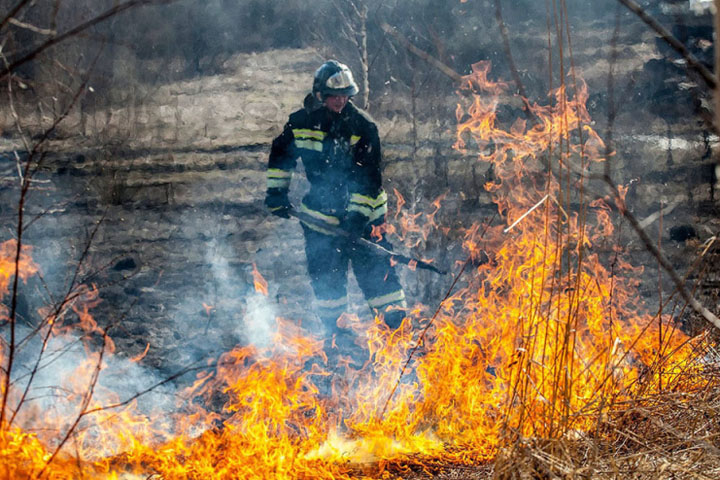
[0,62,708,479]
[252,263,268,296]
[447,61,701,443]
[390,188,447,250]
[0,239,38,294]
[130,343,151,363]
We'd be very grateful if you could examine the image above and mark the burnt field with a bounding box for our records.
[1,2,720,478]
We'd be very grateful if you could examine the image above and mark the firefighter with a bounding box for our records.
[264,60,407,355]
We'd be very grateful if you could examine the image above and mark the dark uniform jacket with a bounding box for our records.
[266,94,388,235]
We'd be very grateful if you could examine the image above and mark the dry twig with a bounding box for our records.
[616,0,716,89]
[605,177,720,331]
[379,22,464,84]
[0,0,175,81]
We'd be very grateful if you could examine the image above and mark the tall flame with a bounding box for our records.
[449,61,701,441]
[0,62,708,479]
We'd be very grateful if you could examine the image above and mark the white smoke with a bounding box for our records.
[8,327,175,439]
[689,0,714,14]
[240,292,277,347]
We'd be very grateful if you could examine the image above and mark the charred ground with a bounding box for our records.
[1,1,719,478]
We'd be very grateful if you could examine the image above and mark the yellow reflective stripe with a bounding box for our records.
[292,129,326,140]
[366,204,387,222]
[295,139,323,152]
[267,168,292,179]
[299,203,340,225]
[350,135,361,145]
[368,290,407,309]
[267,169,292,188]
[300,220,338,236]
[316,297,347,309]
[267,178,291,189]
[349,190,388,222]
[349,190,388,208]
[347,204,372,217]
[347,203,387,222]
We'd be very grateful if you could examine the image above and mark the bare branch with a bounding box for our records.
[9,211,107,427]
[0,0,33,33]
[380,21,464,84]
[494,0,535,120]
[356,1,369,110]
[637,197,683,230]
[38,329,110,477]
[80,361,209,417]
[346,0,363,19]
[1,50,32,156]
[598,4,719,329]
[604,5,622,179]
[605,176,720,331]
[1,44,103,429]
[0,0,174,81]
[7,18,56,36]
[616,0,716,90]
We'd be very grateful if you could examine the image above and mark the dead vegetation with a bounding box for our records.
[491,381,720,479]
[1,1,720,479]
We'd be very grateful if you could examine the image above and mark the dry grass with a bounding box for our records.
[491,366,720,480]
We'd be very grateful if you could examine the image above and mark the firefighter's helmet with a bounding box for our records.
[312,60,359,98]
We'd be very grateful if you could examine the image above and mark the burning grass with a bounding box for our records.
[1,62,719,478]
[492,382,720,479]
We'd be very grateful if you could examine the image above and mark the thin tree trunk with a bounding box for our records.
[494,0,531,108]
[715,0,720,130]
[715,0,720,199]
[359,3,369,110]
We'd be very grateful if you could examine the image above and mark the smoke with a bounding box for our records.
[686,0,714,15]
[166,215,299,355]
[7,324,175,439]
[159,211,251,368]
[240,292,278,347]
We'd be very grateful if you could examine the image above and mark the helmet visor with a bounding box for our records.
[325,69,355,90]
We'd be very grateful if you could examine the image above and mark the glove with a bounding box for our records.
[265,193,292,218]
[341,211,368,239]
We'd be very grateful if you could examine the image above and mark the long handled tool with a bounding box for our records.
[287,208,447,275]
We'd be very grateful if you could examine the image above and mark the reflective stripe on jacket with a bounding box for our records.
[266,94,387,232]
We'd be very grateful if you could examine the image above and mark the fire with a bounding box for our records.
[252,262,269,296]
[130,343,150,363]
[0,61,709,479]
[448,61,702,441]
[390,188,448,249]
[0,239,38,294]
[0,240,165,479]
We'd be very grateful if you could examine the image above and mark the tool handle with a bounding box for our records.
[288,209,447,275]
